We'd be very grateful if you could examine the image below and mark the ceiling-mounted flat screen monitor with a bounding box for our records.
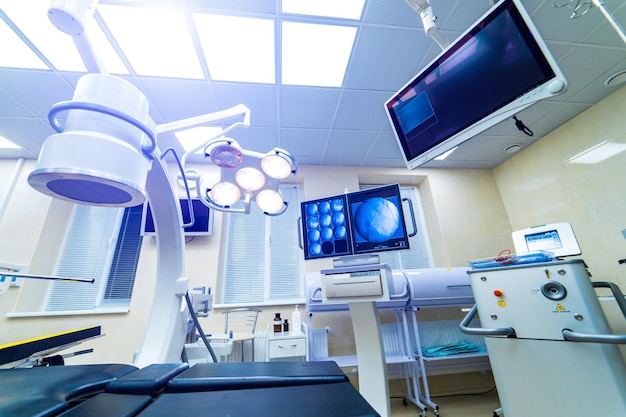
[300,184,410,260]
[385,0,567,169]
[142,198,213,236]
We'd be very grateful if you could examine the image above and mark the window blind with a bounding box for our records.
[221,186,303,305]
[45,204,143,311]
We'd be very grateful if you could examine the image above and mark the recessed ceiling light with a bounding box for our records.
[193,13,275,84]
[0,15,48,69]
[1,2,84,71]
[98,5,203,79]
[282,0,365,20]
[605,70,626,87]
[282,21,356,87]
[0,135,21,149]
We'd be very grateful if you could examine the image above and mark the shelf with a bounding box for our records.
[420,351,488,362]
[315,353,416,369]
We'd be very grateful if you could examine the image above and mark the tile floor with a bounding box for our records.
[390,389,502,417]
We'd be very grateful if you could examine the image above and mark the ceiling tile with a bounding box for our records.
[280,86,341,129]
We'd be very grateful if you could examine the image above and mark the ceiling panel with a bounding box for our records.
[0,0,624,171]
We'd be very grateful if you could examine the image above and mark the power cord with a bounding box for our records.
[513,116,533,136]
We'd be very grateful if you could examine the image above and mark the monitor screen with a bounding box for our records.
[300,185,411,261]
[385,0,567,169]
[301,194,352,260]
[525,229,563,252]
[512,222,581,258]
[142,198,213,236]
[347,184,410,255]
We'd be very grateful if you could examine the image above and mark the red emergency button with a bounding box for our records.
[493,289,504,297]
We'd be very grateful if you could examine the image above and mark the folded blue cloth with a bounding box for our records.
[420,341,486,357]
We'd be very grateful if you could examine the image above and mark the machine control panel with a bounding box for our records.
[469,259,611,340]
[320,264,392,303]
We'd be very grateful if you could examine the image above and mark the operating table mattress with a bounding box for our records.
[0,361,378,417]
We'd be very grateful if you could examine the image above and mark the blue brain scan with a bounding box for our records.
[334,225,347,239]
[353,197,400,243]
[305,203,319,216]
[318,201,331,214]
[309,242,322,256]
[320,214,332,227]
[307,215,320,229]
[308,229,320,242]
[302,195,351,259]
[331,198,344,212]
[321,227,334,241]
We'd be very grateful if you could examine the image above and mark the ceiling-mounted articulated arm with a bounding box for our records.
[48,0,107,73]
[405,0,450,50]
[157,104,251,169]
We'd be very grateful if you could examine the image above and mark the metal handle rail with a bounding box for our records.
[458,305,515,337]
[562,281,626,344]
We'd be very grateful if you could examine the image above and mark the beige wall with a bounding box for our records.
[494,85,626,288]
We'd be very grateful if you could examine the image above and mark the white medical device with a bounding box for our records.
[320,264,393,304]
[511,221,581,258]
[461,223,626,416]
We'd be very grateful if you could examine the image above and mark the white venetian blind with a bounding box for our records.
[221,186,303,305]
[46,205,122,311]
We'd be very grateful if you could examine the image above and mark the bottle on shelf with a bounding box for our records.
[273,313,283,333]
[292,305,302,335]
[283,319,289,333]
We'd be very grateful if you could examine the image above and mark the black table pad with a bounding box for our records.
[0,364,138,417]
[140,382,379,417]
[166,361,348,392]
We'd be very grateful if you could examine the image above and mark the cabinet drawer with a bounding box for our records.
[268,337,306,358]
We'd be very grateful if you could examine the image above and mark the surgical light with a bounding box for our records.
[199,139,297,215]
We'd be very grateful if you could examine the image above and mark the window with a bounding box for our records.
[367,185,433,269]
[44,204,143,312]
[219,186,304,305]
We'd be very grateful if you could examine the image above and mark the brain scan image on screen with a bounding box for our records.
[353,197,401,243]
[302,196,351,259]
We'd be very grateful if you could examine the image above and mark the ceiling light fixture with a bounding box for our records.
[201,139,297,215]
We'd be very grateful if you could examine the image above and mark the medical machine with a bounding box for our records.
[460,223,626,416]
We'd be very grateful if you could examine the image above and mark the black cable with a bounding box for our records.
[184,291,218,362]
[512,116,533,136]
[431,385,498,399]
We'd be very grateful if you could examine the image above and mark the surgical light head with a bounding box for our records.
[201,139,297,215]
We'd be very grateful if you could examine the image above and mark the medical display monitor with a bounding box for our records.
[385,0,567,169]
[301,184,410,260]
[142,198,213,236]
[347,184,410,255]
[301,194,353,260]
[512,222,581,258]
